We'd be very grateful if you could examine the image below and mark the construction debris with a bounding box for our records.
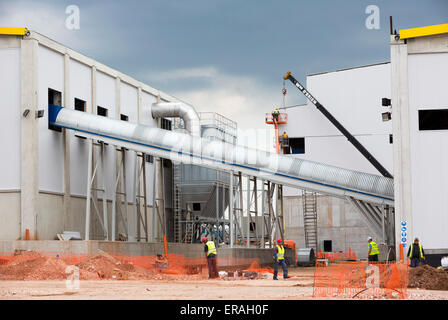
[56,231,82,241]
[408,264,448,291]
[0,251,198,281]
[0,251,273,281]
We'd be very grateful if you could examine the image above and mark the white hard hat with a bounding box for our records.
[367,237,372,241]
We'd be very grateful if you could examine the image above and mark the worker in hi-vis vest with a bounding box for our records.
[407,237,425,268]
[273,238,291,280]
[272,108,280,123]
[367,237,380,263]
[202,237,219,279]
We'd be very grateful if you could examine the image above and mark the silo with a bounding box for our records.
[172,112,237,243]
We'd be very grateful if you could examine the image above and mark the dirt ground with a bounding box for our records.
[0,267,447,300]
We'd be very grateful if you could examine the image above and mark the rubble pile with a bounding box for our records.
[408,264,448,290]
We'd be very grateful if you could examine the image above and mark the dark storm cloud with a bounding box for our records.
[2,0,446,128]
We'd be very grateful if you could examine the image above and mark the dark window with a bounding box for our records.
[389,134,393,144]
[48,88,62,105]
[120,114,129,122]
[74,98,86,112]
[419,109,448,130]
[163,159,172,168]
[289,137,305,154]
[193,203,201,211]
[48,88,62,132]
[161,118,172,130]
[323,240,332,252]
[249,222,256,232]
[145,154,153,163]
[97,106,108,117]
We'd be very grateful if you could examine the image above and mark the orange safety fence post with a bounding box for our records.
[399,243,404,263]
[25,229,29,240]
[163,235,168,258]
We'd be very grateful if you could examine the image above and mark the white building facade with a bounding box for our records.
[391,25,448,265]
[279,23,448,265]
[278,63,394,259]
[0,29,179,241]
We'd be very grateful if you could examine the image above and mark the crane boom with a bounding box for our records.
[283,72,393,179]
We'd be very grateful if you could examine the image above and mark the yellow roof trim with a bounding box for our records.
[400,23,448,39]
[0,27,29,36]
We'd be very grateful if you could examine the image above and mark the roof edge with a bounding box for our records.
[0,27,29,36]
[400,23,448,40]
[307,61,390,78]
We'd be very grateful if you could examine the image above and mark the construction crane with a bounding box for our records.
[283,72,393,179]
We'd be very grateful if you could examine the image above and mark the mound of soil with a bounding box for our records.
[0,251,208,281]
[408,264,448,291]
[75,254,157,280]
[0,255,70,280]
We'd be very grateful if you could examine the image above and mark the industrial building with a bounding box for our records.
[0,22,447,270]
[0,28,301,262]
[278,62,394,259]
[276,24,448,265]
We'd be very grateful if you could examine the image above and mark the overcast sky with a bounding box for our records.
[1,0,447,132]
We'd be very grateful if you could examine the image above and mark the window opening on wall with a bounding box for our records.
[323,240,332,252]
[97,106,108,117]
[289,137,305,154]
[48,88,62,132]
[161,118,172,130]
[74,98,86,112]
[145,154,153,163]
[419,109,448,131]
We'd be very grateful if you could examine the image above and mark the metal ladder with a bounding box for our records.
[184,221,194,243]
[302,190,318,251]
[173,163,182,242]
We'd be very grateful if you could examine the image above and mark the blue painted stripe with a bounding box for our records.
[50,118,394,203]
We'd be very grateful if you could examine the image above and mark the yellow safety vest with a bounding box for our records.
[369,241,380,256]
[206,241,217,256]
[276,245,285,260]
[274,109,279,115]
[408,243,423,259]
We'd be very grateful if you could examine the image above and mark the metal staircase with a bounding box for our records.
[346,197,394,245]
[302,190,318,251]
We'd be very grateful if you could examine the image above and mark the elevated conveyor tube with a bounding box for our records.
[49,105,394,206]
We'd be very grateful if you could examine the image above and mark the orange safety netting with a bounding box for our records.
[247,260,274,274]
[313,260,409,299]
[0,250,267,280]
[316,248,357,263]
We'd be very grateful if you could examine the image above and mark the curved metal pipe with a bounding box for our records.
[151,102,200,136]
[49,105,394,205]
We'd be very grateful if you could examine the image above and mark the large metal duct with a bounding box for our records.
[151,102,200,136]
[49,105,394,206]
